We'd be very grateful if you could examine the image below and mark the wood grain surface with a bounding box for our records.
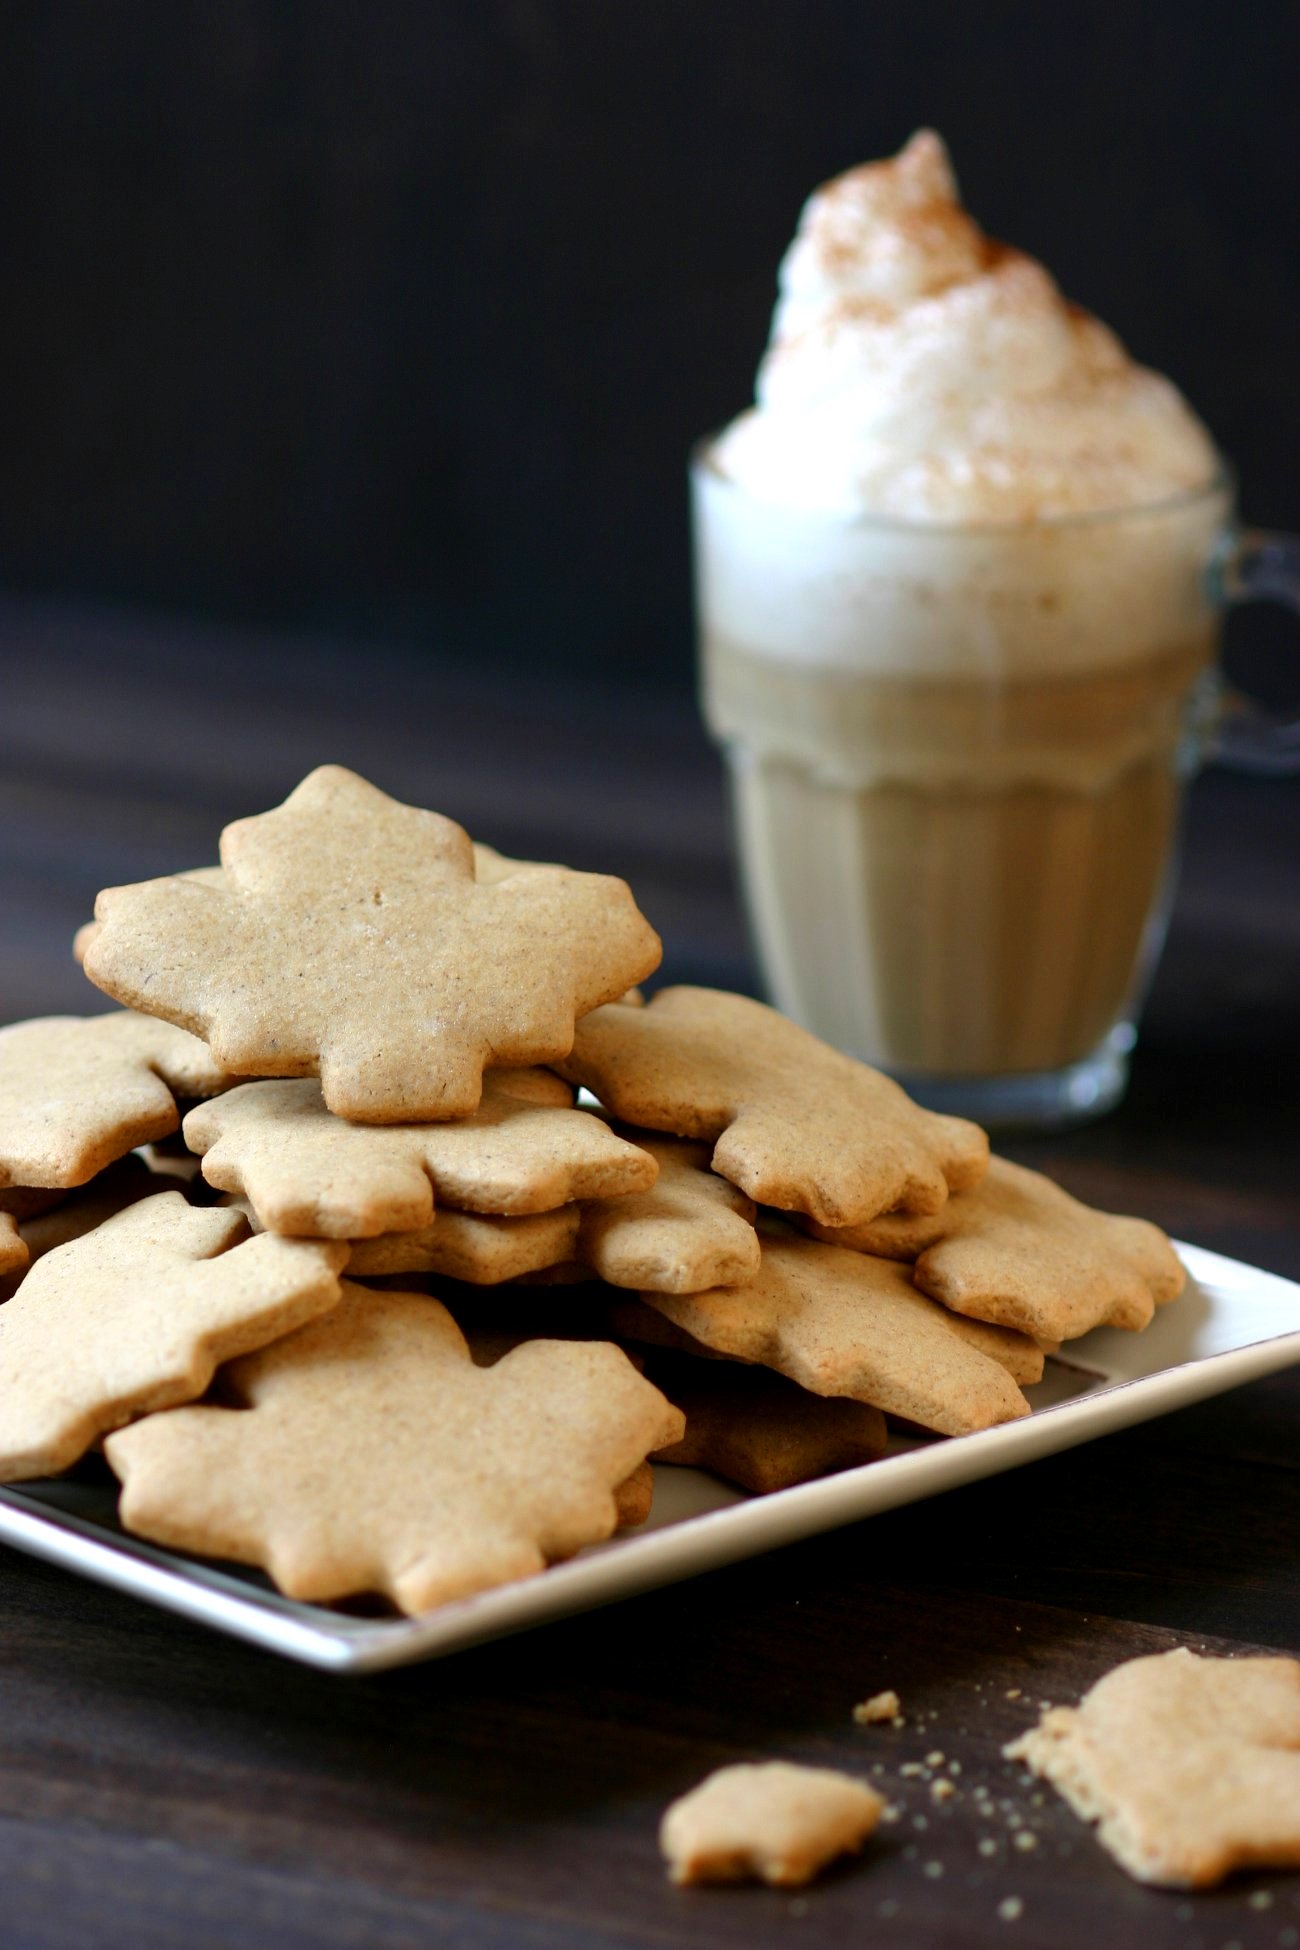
[1,597,1299,1948]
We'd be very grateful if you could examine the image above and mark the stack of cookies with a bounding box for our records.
[0,765,1184,1616]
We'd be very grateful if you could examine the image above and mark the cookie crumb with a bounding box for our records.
[1004,1688,1022,1700]
[925,1750,945,1767]
[931,1779,956,1803]
[978,1837,998,1858]
[853,1689,900,1725]
[1013,1830,1038,1852]
[899,1762,925,1779]
[922,1860,944,1879]
[997,1896,1024,1922]
[1246,1889,1273,1910]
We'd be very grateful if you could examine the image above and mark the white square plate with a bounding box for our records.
[2,1241,1298,1671]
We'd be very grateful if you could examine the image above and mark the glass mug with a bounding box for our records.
[692,454,1300,1129]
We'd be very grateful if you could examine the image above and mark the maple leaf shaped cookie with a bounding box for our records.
[911,1158,1185,1341]
[0,1011,240,1189]
[183,1070,655,1234]
[106,1283,685,1612]
[642,1231,1038,1436]
[1006,1648,1300,1887]
[808,1157,1185,1342]
[0,1154,166,1301]
[346,1134,761,1290]
[557,988,988,1228]
[82,767,663,1123]
[0,1193,346,1481]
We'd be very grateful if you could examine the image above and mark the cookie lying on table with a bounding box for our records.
[1006,1647,1300,1887]
[661,1761,884,1887]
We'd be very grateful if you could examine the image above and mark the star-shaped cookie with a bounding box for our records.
[641,1231,1038,1436]
[107,1283,685,1612]
[0,1193,347,1481]
[557,987,988,1227]
[184,1070,656,1234]
[1006,1648,1300,1887]
[0,1011,240,1189]
[346,1135,760,1290]
[83,767,662,1123]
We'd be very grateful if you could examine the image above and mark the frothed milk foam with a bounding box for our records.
[698,132,1221,1083]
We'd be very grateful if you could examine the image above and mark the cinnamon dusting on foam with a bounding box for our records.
[713,131,1216,521]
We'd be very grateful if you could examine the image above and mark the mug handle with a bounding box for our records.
[1211,528,1300,775]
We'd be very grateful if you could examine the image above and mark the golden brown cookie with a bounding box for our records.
[0,1011,239,1190]
[646,1353,888,1493]
[0,1153,166,1301]
[660,1761,884,1886]
[345,1137,759,1292]
[183,1072,654,1235]
[83,766,662,1124]
[910,1158,1185,1341]
[566,1137,760,1292]
[1005,1647,1300,1887]
[347,1206,581,1283]
[106,1283,684,1613]
[800,1205,949,1259]
[557,987,987,1227]
[0,1192,346,1481]
[641,1231,1037,1435]
[807,1156,1186,1341]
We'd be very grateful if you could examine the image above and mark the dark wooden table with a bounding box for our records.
[2,596,1299,1950]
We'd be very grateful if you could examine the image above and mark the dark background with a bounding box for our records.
[2,0,1298,690]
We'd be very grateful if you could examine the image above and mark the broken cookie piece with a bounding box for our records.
[661,1760,884,1887]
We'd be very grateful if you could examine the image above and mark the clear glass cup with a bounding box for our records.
[692,452,1300,1129]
